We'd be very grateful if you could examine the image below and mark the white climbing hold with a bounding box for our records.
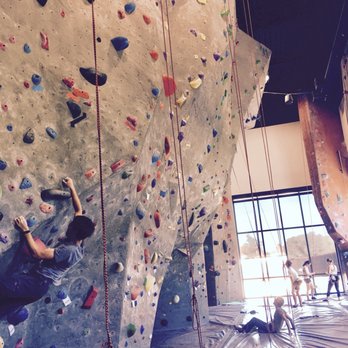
[172,295,180,304]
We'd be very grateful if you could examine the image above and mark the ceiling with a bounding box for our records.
[236,0,348,127]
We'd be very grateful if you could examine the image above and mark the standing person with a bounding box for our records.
[302,260,316,301]
[0,177,95,317]
[323,258,341,301]
[285,259,303,308]
[234,297,295,336]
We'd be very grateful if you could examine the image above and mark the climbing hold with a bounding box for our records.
[198,207,206,217]
[79,67,107,86]
[85,168,97,179]
[151,178,156,188]
[1,103,8,112]
[149,50,159,61]
[178,132,184,142]
[50,226,59,233]
[26,215,37,228]
[154,210,160,228]
[46,127,57,139]
[222,240,228,253]
[127,323,136,338]
[207,144,211,153]
[162,75,176,96]
[37,0,48,6]
[212,128,218,137]
[189,212,194,227]
[125,2,136,14]
[164,136,170,155]
[143,15,151,24]
[176,94,187,107]
[144,248,150,263]
[151,252,158,264]
[66,100,81,118]
[23,43,31,53]
[0,212,3,222]
[39,203,54,214]
[72,87,89,99]
[19,178,32,190]
[82,286,98,309]
[40,32,49,50]
[144,229,153,238]
[57,290,67,300]
[0,160,7,171]
[136,204,145,220]
[189,77,202,89]
[125,116,137,131]
[115,262,124,273]
[151,151,160,164]
[213,53,221,61]
[144,274,155,292]
[131,286,141,300]
[140,325,145,335]
[151,87,160,97]
[172,295,180,304]
[160,190,167,198]
[31,74,42,85]
[62,77,74,88]
[197,163,203,173]
[7,307,29,326]
[111,37,129,52]
[41,189,71,201]
[23,81,30,88]
[121,170,133,179]
[110,159,125,173]
[0,234,8,244]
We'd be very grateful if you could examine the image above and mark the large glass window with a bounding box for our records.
[233,188,341,298]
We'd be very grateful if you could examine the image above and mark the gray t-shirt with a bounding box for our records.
[272,308,285,332]
[36,243,84,283]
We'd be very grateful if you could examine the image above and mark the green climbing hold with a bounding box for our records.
[127,323,136,338]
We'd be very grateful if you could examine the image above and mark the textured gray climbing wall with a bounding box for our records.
[0,1,270,347]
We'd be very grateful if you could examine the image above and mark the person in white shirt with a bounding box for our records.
[323,258,341,301]
[285,259,303,307]
[302,260,316,301]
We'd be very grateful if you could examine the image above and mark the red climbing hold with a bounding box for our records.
[144,229,153,238]
[154,210,160,228]
[137,175,147,192]
[149,50,159,61]
[39,203,54,214]
[143,15,151,24]
[24,81,30,88]
[40,32,49,50]
[162,75,176,96]
[85,168,97,179]
[144,248,150,264]
[16,158,24,166]
[222,196,229,204]
[125,116,137,131]
[62,77,74,88]
[110,159,125,173]
[60,9,65,17]
[164,136,170,155]
[118,10,126,19]
[82,286,98,309]
[131,286,141,300]
[1,104,8,112]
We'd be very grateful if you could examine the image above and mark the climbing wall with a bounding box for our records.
[0,1,270,347]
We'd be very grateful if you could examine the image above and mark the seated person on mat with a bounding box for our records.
[0,177,95,318]
[234,297,295,336]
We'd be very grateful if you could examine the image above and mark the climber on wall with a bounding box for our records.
[0,177,95,318]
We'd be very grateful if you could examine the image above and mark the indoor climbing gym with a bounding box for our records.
[1,0,348,347]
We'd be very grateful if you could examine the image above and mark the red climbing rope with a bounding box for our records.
[160,1,204,347]
[90,3,113,348]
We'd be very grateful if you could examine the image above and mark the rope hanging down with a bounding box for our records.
[160,1,204,346]
[91,3,114,348]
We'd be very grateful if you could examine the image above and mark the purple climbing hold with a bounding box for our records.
[180,119,187,127]
[197,163,203,173]
[125,2,136,14]
[46,127,57,139]
[207,144,211,153]
[19,178,32,190]
[217,224,223,229]
[79,67,107,86]
[23,128,35,144]
[111,36,129,52]
[151,178,156,188]
[66,100,81,118]
[178,132,184,142]
[50,226,59,233]
[212,128,218,137]
[57,290,67,299]
[0,160,7,170]
[198,207,206,217]
[188,176,193,183]
[188,212,194,227]
[0,233,8,244]
[37,0,48,6]
[140,324,145,335]
[177,216,182,225]
[7,307,29,326]
[222,240,228,253]
[213,53,221,61]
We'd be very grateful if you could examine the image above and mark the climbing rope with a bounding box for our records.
[90,3,113,348]
[159,1,204,346]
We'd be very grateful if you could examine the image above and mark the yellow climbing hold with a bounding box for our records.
[176,94,187,107]
[197,0,207,4]
[199,33,206,41]
[144,274,156,292]
[189,77,202,89]
[151,251,158,264]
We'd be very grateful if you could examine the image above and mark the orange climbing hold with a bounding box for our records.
[131,286,141,300]
[162,75,176,96]
[72,87,89,99]
[39,203,54,214]
[85,168,97,179]
[144,248,150,264]
[66,92,80,103]
[143,15,151,24]
[149,50,159,61]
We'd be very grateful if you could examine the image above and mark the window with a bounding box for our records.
[233,187,341,298]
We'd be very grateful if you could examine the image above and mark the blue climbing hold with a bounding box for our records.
[23,43,31,53]
[111,36,129,52]
[151,178,156,188]
[46,127,57,139]
[133,139,138,147]
[180,119,187,127]
[140,324,145,335]
[167,159,173,166]
[57,290,67,300]
[124,2,136,14]
[188,213,194,227]
[37,0,48,6]
[160,190,167,198]
[23,128,35,144]
[197,163,203,173]
[151,152,160,164]
[0,160,7,170]
[207,144,211,153]
[198,207,206,217]
[188,176,193,183]
[66,100,81,118]
[26,216,37,228]
[79,67,107,86]
[178,132,184,142]
[6,124,13,131]
[151,87,160,97]
[19,178,32,190]
[7,307,29,326]
[136,205,145,220]
[31,74,42,86]
[50,226,59,233]
[177,216,182,225]
[212,128,218,137]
